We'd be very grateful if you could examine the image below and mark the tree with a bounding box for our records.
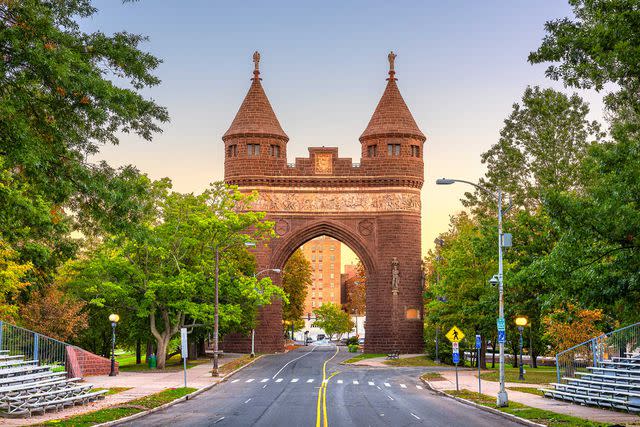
[281,249,311,327]
[345,261,366,315]
[0,0,168,289]
[312,303,354,340]
[68,183,286,368]
[0,240,32,321]
[543,303,605,353]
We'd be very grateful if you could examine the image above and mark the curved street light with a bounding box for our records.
[436,177,512,407]
[108,314,120,377]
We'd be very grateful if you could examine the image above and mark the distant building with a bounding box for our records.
[300,236,342,318]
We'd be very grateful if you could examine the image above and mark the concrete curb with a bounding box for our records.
[419,377,545,427]
[94,355,264,427]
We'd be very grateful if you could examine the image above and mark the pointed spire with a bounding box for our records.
[223,51,289,142]
[360,52,425,142]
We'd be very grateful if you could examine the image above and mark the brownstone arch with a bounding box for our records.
[221,52,426,354]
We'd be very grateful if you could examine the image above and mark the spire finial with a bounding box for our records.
[387,51,397,80]
[252,51,261,80]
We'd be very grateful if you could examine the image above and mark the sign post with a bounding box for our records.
[446,326,465,392]
[181,327,188,389]
[475,334,482,394]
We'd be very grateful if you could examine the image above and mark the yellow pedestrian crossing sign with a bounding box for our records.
[446,326,465,343]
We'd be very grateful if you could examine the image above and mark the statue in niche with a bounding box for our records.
[391,257,400,295]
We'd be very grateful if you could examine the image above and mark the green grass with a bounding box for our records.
[508,386,545,397]
[115,352,209,372]
[449,390,611,427]
[420,372,445,381]
[40,387,196,427]
[92,387,132,396]
[480,364,557,385]
[342,353,386,364]
[384,355,442,367]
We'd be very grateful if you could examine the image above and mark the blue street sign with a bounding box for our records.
[453,352,460,364]
[498,330,506,344]
[497,317,506,331]
[475,334,481,349]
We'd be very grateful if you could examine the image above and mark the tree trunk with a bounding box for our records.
[146,340,154,364]
[155,336,169,369]
[136,339,142,365]
[480,339,487,369]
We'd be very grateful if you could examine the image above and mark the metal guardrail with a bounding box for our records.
[556,322,640,383]
[0,321,72,368]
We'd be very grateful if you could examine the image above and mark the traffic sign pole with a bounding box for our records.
[476,334,482,394]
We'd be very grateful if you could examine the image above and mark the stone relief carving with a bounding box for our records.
[252,192,420,213]
[314,153,333,174]
[358,219,374,236]
[274,219,290,236]
[391,257,400,296]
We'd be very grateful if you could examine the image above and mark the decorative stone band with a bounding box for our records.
[245,187,421,213]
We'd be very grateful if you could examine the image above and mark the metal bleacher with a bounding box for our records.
[0,352,106,417]
[542,351,640,413]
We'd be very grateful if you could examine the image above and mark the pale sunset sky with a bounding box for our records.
[82,1,605,262]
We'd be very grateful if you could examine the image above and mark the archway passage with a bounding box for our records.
[220,52,426,354]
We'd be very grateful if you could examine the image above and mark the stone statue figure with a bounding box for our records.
[391,257,400,295]
[253,51,260,71]
[388,51,397,72]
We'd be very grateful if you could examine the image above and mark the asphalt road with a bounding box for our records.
[125,344,521,426]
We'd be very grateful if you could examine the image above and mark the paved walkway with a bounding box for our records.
[427,369,640,425]
[349,353,426,367]
[3,354,245,426]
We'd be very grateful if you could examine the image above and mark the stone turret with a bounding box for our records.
[359,52,425,183]
[223,51,288,180]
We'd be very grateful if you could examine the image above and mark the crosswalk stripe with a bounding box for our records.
[353,380,359,385]
[291,378,299,383]
[246,379,254,383]
[231,379,239,383]
[368,381,375,386]
[261,379,269,383]
[337,380,343,384]
[384,383,391,387]
[400,384,407,389]
[275,378,283,383]
[416,385,423,389]
[307,379,314,383]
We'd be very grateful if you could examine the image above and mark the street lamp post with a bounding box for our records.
[515,316,528,381]
[251,268,282,358]
[436,177,511,407]
[108,314,120,376]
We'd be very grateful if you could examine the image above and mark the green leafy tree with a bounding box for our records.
[312,303,354,340]
[281,249,311,329]
[345,261,366,316]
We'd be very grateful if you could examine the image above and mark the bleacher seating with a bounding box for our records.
[541,353,640,413]
[0,353,106,417]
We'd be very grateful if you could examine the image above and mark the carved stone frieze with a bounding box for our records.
[251,191,420,213]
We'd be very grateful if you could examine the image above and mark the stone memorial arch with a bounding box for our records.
[221,52,426,354]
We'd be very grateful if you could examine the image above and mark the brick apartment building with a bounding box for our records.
[300,236,342,318]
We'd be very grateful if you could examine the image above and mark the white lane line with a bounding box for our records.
[353,380,359,385]
[410,413,421,420]
[231,379,239,383]
[275,378,283,383]
[384,383,391,387]
[307,379,314,383]
[416,385,423,389]
[272,346,317,379]
[387,395,394,401]
[337,380,343,384]
[400,384,407,389]
[376,386,382,390]
[214,417,225,424]
[260,379,269,383]
[263,384,267,389]
[246,379,255,383]
[244,398,251,404]
[368,381,375,386]
[291,378,299,383]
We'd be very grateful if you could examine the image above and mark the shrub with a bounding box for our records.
[348,344,359,353]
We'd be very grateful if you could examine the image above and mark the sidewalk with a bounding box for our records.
[3,353,245,426]
[349,353,426,367]
[426,369,640,425]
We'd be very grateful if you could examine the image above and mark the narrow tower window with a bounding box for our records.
[367,145,378,157]
[388,144,401,156]
[269,144,280,157]
[411,145,420,157]
[247,144,260,157]
[228,144,238,157]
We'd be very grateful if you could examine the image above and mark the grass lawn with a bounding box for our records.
[480,364,557,385]
[40,387,196,427]
[343,353,386,364]
[384,355,442,367]
[116,352,210,372]
[449,390,611,427]
[508,386,545,397]
[421,372,445,381]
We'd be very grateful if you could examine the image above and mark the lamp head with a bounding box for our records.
[436,178,455,185]
[515,316,528,327]
[489,274,500,286]
[108,313,120,323]
[272,269,281,273]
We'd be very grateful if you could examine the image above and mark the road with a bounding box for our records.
[126,344,521,426]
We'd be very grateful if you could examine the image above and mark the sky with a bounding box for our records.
[82,1,605,259]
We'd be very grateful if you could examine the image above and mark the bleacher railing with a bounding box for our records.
[0,321,73,368]
[556,322,640,384]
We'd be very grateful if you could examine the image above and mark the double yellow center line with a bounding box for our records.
[315,346,340,427]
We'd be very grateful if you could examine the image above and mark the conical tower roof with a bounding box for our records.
[223,51,289,142]
[360,52,425,142]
